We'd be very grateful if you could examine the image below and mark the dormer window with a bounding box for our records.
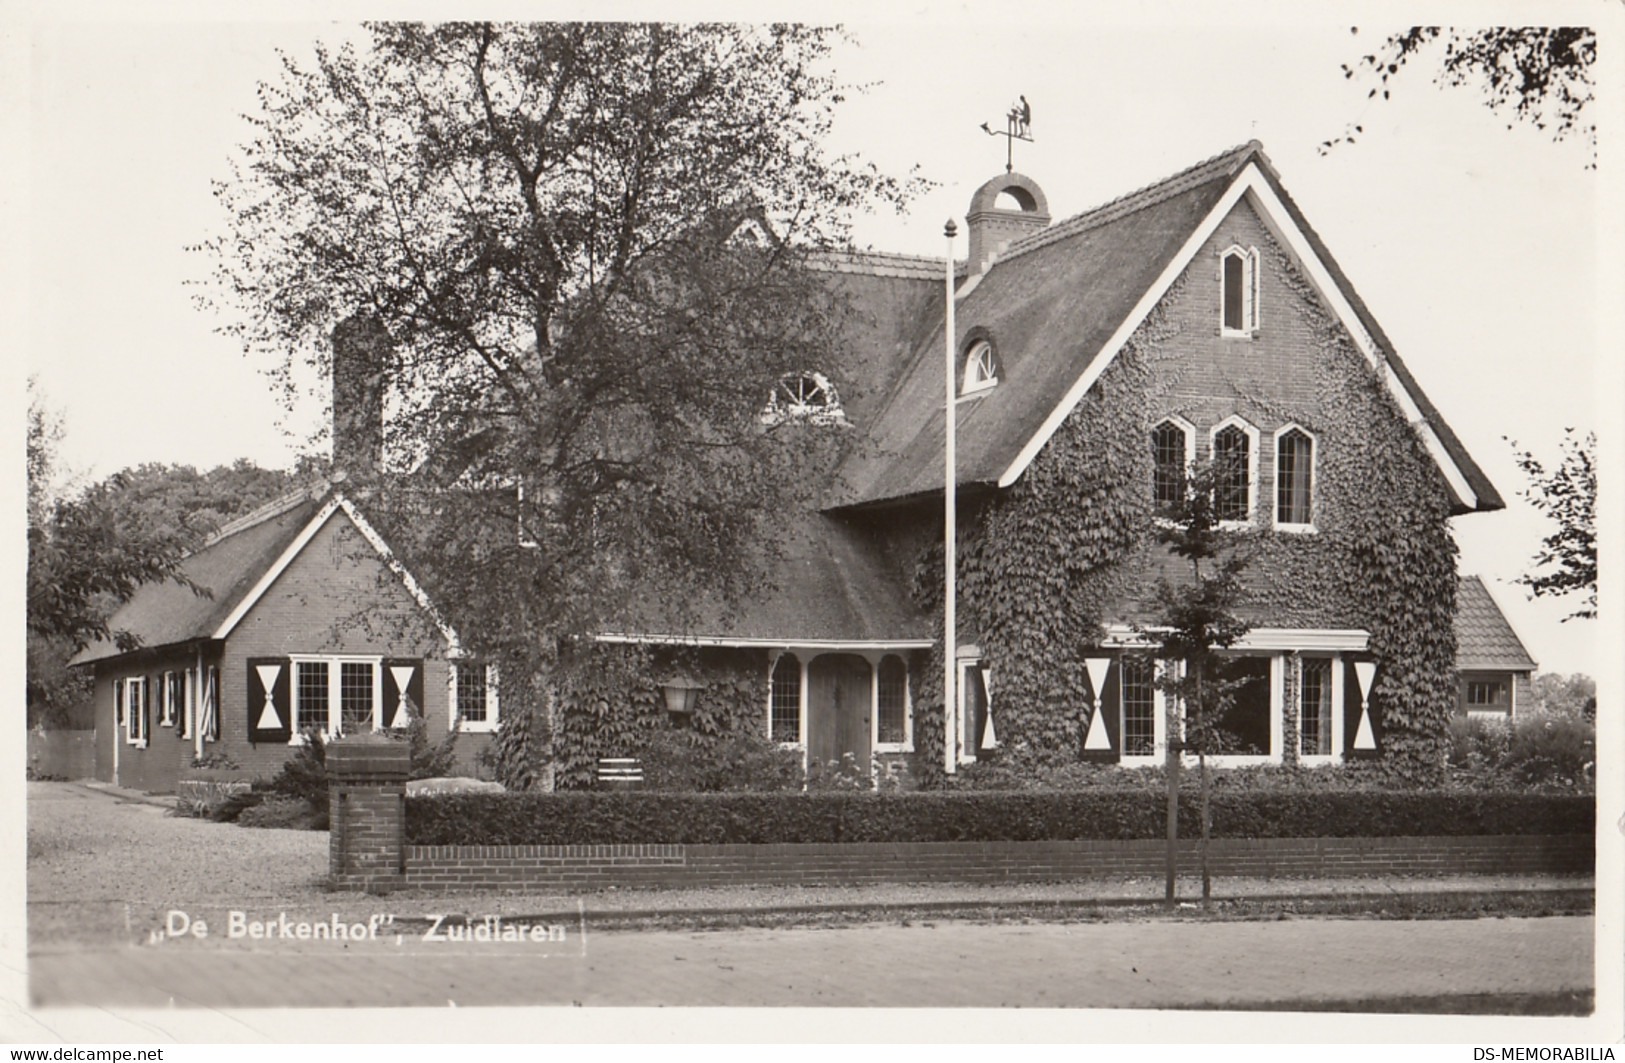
[762,371,844,426]
[1220,245,1260,335]
[962,340,999,395]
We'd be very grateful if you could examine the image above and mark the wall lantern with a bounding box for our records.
[660,676,704,717]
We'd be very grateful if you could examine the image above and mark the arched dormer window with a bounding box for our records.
[1211,417,1258,524]
[1151,417,1195,510]
[1220,244,1260,336]
[1275,425,1316,530]
[762,371,843,426]
[962,340,999,395]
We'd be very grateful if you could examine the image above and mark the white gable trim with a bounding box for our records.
[210,494,461,650]
[1103,623,1369,653]
[996,163,1477,511]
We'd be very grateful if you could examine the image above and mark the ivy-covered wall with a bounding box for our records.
[549,643,771,789]
[900,197,1460,780]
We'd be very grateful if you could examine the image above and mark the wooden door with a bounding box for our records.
[806,654,873,776]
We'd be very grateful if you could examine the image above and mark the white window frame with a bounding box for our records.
[158,671,180,728]
[1295,654,1344,765]
[872,653,913,754]
[1184,652,1279,768]
[957,658,994,764]
[1273,423,1318,533]
[1218,244,1260,337]
[1151,415,1197,516]
[122,676,148,747]
[1209,416,1260,528]
[288,654,383,743]
[1117,654,1166,766]
[766,651,806,750]
[960,340,998,397]
[761,371,844,426]
[449,660,500,733]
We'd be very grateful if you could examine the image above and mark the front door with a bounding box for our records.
[806,653,872,776]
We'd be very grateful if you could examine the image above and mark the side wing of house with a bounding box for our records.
[1454,575,1538,716]
[79,494,499,792]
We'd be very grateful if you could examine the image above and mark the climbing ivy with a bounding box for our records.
[551,642,771,789]
[907,243,1460,782]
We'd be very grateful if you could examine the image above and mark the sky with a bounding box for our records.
[8,3,1613,678]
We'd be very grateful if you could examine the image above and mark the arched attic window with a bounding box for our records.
[1220,245,1260,335]
[762,371,844,426]
[962,340,1000,396]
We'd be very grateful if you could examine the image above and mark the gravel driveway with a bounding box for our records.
[27,782,328,947]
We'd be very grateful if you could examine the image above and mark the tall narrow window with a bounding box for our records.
[877,655,908,745]
[1213,423,1251,522]
[1276,428,1314,526]
[295,661,329,733]
[1151,420,1188,509]
[1121,656,1156,756]
[1300,657,1333,756]
[1221,245,1259,334]
[770,654,801,743]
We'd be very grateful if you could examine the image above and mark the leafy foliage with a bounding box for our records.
[551,644,780,790]
[196,23,923,693]
[1448,710,1595,792]
[268,729,331,819]
[1325,27,1596,163]
[1510,430,1595,621]
[406,789,1594,846]
[637,727,803,792]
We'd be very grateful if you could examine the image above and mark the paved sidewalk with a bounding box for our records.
[29,915,1595,1010]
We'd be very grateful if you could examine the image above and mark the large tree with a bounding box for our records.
[196,23,918,682]
[1323,27,1596,163]
[1510,429,1596,621]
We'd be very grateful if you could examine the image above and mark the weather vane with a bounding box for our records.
[981,96,1033,173]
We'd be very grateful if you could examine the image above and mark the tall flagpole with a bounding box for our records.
[943,219,959,776]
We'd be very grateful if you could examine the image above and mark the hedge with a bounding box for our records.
[405,790,1594,847]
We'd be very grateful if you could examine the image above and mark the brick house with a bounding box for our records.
[1454,575,1538,717]
[585,140,1506,779]
[78,141,1513,790]
[69,485,499,791]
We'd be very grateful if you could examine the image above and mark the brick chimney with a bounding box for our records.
[331,315,390,483]
[965,172,1051,277]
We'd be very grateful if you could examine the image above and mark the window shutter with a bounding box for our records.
[1344,657,1380,759]
[176,671,189,739]
[246,657,292,745]
[382,659,424,728]
[114,679,125,728]
[1081,657,1122,763]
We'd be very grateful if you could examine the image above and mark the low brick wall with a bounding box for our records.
[404,834,1593,892]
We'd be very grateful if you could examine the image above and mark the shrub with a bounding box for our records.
[269,729,330,816]
[1447,711,1594,790]
[805,753,870,791]
[636,727,804,792]
[209,785,269,823]
[237,795,323,830]
[173,778,253,819]
[406,789,1594,847]
[398,715,459,781]
[190,751,241,771]
[1504,711,1595,788]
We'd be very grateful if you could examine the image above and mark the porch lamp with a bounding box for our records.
[660,676,704,718]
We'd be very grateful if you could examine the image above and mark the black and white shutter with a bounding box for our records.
[382,659,424,729]
[246,657,292,745]
[1080,656,1121,763]
[1344,657,1380,759]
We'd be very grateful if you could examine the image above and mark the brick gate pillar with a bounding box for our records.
[327,733,410,892]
